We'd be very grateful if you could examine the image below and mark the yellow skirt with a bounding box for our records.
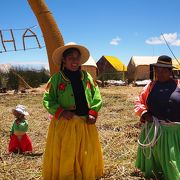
[42,115,104,180]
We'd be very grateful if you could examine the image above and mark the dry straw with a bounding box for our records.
[0,86,145,179]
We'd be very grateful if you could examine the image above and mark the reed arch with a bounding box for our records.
[28,0,64,76]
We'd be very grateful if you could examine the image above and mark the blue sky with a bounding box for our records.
[0,0,180,68]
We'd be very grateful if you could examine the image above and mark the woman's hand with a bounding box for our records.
[141,112,153,122]
[61,111,74,120]
[86,115,96,124]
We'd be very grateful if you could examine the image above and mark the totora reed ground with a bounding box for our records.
[0,86,147,180]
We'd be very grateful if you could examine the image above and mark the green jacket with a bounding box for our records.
[10,119,28,134]
[43,70,102,119]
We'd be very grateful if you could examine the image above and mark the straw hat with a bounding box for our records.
[12,105,29,116]
[52,42,90,66]
[152,55,174,68]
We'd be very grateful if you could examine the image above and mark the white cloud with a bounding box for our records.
[145,33,180,46]
[171,39,180,46]
[145,37,164,45]
[110,36,121,45]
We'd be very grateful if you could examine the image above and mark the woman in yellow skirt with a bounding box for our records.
[43,42,104,180]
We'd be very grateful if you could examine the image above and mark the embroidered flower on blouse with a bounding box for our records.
[58,83,66,91]
[87,81,91,89]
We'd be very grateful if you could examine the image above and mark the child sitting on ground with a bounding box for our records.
[8,105,32,153]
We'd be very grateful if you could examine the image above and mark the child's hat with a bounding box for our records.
[12,105,29,116]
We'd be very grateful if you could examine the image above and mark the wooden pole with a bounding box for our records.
[22,29,41,50]
[122,65,125,81]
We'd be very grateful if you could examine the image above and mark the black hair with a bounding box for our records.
[150,64,154,81]
[62,48,81,59]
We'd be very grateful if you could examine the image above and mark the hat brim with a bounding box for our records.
[52,44,90,66]
[151,63,175,68]
[12,109,29,116]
